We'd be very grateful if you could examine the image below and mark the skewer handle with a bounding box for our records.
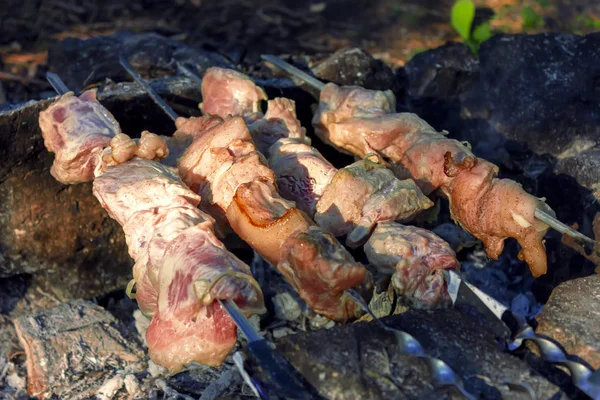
[119,56,180,122]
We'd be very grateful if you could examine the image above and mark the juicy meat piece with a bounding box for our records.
[177,116,275,230]
[364,222,457,308]
[93,158,203,226]
[249,98,308,155]
[316,156,434,247]
[226,179,366,321]
[93,159,264,370]
[316,83,396,121]
[269,138,337,216]
[146,224,264,372]
[200,67,267,118]
[177,113,368,321]
[449,161,552,277]
[38,89,119,184]
[311,108,554,277]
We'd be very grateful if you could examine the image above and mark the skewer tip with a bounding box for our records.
[260,54,325,91]
[119,55,180,123]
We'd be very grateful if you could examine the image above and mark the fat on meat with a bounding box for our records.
[38,90,119,184]
[200,67,267,118]
[176,115,368,321]
[312,92,555,277]
[365,222,457,308]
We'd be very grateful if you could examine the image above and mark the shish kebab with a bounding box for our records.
[40,73,269,373]
[122,61,480,400]
[47,72,321,400]
[261,55,596,279]
[196,66,460,309]
[115,58,372,323]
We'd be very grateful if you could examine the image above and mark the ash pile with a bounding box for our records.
[0,31,599,400]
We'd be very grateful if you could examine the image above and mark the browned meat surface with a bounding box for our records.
[227,180,365,320]
[249,97,308,155]
[200,67,267,118]
[364,222,457,308]
[449,161,553,277]
[312,98,554,277]
[177,114,368,321]
[38,89,119,184]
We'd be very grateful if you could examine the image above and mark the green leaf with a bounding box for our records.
[472,22,492,44]
[521,6,544,29]
[451,0,475,41]
[536,0,551,7]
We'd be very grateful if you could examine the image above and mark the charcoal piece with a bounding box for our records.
[534,274,600,370]
[269,309,564,399]
[13,299,145,399]
[311,47,402,94]
[48,32,233,92]
[473,33,600,159]
[555,147,600,192]
[403,42,479,100]
[0,76,200,288]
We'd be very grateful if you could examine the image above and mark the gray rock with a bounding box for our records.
[535,274,600,370]
[12,299,145,399]
[555,147,600,193]
[269,309,564,399]
[474,33,600,160]
[48,32,233,91]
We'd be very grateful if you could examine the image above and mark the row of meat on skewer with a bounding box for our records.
[38,62,558,373]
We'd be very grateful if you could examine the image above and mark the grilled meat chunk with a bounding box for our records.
[248,98,308,155]
[365,222,457,308]
[316,156,434,247]
[38,90,119,184]
[176,115,367,321]
[312,91,554,277]
[200,67,267,118]
[269,138,337,216]
[39,92,265,372]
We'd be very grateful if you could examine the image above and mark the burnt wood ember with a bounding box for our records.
[13,299,145,399]
[265,309,564,399]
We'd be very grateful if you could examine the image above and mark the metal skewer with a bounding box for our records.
[261,54,597,246]
[119,56,179,122]
[46,72,71,95]
[123,61,482,400]
[176,62,203,85]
